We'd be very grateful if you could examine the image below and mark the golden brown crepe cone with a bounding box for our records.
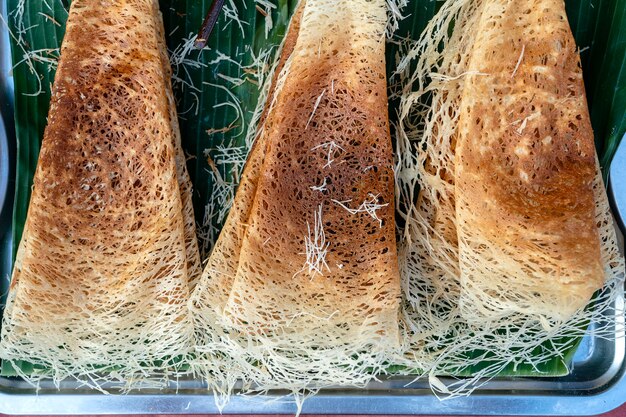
[455,0,606,321]
[191,0,400,363]
[0,0,196,382]
[392,0,624,396]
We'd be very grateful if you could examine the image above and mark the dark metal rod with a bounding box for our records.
[194,0,226,49]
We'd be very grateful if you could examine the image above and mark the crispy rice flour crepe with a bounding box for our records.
[0,0,199,387]
[454,0,608,321]
[190,0,401,396]
[394,0,624,395]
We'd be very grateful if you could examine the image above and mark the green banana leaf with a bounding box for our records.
[2,0,625,379]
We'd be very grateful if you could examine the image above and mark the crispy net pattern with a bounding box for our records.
[455,0,604,322]
[394,0,483,342]
[0,0,197,388]
[190,0,401,398]
[394,0,625,395]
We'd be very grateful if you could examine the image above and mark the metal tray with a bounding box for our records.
[0,1,624,414]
